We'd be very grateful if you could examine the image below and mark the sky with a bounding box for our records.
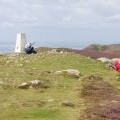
[1,0,120,51]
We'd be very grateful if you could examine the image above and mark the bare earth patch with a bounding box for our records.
[79,75,120,120]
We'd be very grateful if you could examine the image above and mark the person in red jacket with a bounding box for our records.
[113,61,120,71]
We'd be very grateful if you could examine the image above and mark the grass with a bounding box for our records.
[0,52,119,120]
[0,108,63,120]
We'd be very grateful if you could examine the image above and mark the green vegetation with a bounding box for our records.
[0,52,119,120]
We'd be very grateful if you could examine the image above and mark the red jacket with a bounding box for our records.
[114,61,120,71]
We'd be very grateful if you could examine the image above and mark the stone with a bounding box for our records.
[62,69,80,78]
[106,62,114,70]
[30,80,44,88]
[62,100,75,107]
[55,69,80,78]
[54,71,62,75]
[18,79,49,89]
[18,82,30,89]
[97,57,111,63]
[115,77,120,81]
[47,99,55,102]
[30,80,49,88]
[111,58,120,63]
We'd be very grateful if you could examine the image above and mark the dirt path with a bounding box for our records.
[79,75,120,120]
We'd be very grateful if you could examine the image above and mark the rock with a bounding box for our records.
[55,69,80,78]
[97,57,111,63]
[18,82,30,89]
[30,80,45,88]
[18,80,49,89]
[111,58,120,63]
[47,99,55,102]
[62,100,75,107]
[62,69,80,78]
[54,71,62,75]
[115,77,120,81]
[106,62,114,70]
[51,49,62,53]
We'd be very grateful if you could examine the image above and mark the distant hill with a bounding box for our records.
[36,44,120,59]
[83,44,120,53]
[0,50,119,120]
[79,44,120,58]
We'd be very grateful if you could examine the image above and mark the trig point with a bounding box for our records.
[15,33,27,53]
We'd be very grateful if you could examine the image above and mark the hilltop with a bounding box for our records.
[0,51,120,120]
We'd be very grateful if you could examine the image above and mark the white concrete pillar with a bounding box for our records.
[15,33,27,53]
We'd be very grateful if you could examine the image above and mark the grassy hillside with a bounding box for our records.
[0,52,119,120]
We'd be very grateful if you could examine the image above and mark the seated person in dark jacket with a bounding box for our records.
[24,42,37,54]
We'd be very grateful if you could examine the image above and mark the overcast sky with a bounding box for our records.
[1,0,120,50]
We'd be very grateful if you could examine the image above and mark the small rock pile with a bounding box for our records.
[18,80,49,89]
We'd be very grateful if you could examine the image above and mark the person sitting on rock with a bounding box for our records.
[24,42,37,54]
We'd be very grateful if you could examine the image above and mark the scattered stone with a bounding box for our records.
[106,62,114,70]
[55,69,80,78]
[97,57,111,63]
[47,99,55,102]
[115,77,120,81]
[30,80,46,88]
[32,68,38,70]
[18,80,49,89]
[111,58,120,63]
[63,69,80,77]
[51,49,62,53]
[18,82,30,89]
[54,71,62,75]
[62,100,75,107]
